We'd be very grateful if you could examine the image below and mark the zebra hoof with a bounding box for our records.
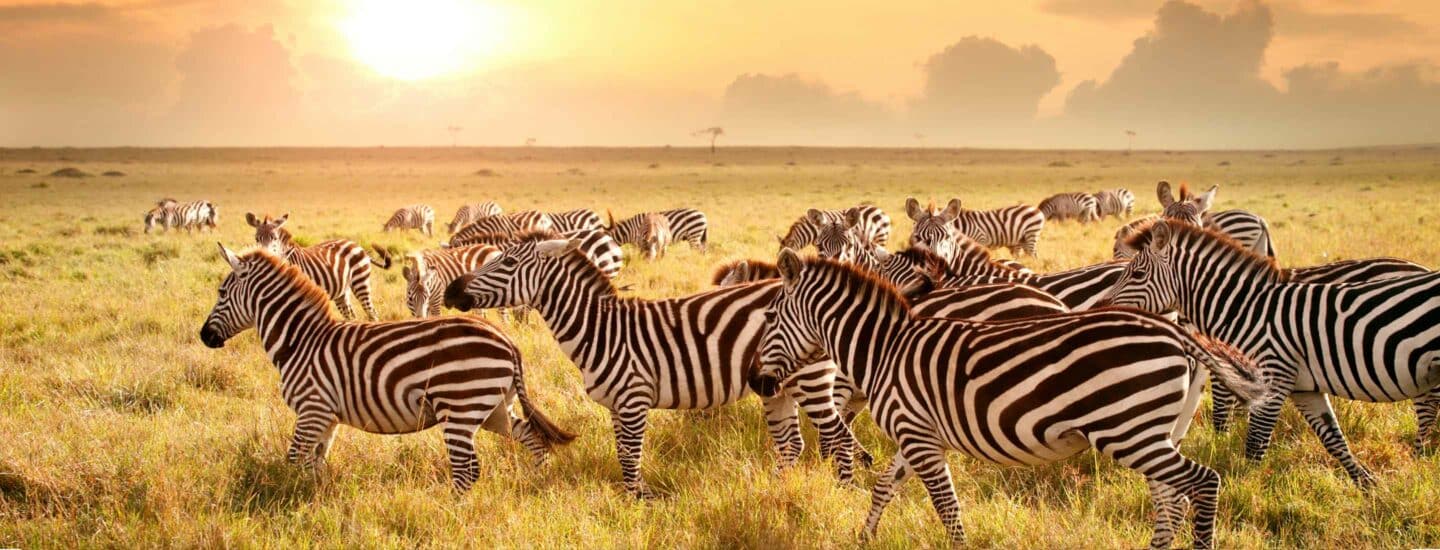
[1352,470,1378,490]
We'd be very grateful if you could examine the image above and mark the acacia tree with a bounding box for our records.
[693,127,724,154]
[447,126,462,147]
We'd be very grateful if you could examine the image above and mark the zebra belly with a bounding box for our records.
[338,387,441,434]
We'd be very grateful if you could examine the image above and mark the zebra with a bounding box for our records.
[145,199,217,233]
[749,251,1270,548]
[1038,192,1099,223]
[449,210,556,246]
[246,212,388,320]
[402,244,504,317]
[1113,181,1275,259]
[1093,188,1135,219]
[548,209,604,233]
[640,213,672,260]
[384,204,435,236]
[606,208,709,253]
[906,198,1043,258]
[443,228,623,279]
[779,205,891,250]
[1103,220,1440,482]
[201,245,575,492]
[442,234,862,495]
[904,198,965,262]
[899,236,1125,310]
[447,202,503,234]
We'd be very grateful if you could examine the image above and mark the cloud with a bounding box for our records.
[909,36,1060,137]
[719,73,896,145]
[0,2,109,23]
[1270,2,1425,39]
[166,24,300,144]
[1037,0,1162,21]
[1279,61,1440,145]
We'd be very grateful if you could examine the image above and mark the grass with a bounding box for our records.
[1,146,1438,548]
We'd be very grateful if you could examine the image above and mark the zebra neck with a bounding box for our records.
[818,297,910,396]
[529,258,616,348]
[253,286,336,368]
[1177,256,1276,338]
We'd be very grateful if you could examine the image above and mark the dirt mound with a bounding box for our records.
[49,167,91,178]
[15,168,36,174]
[102,170,126,177]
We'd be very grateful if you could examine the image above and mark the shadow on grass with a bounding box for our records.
[225,434,320,514]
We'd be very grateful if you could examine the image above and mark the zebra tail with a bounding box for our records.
[513,355,578,447]
[369,246,392,269]
[1180,331,1272,405]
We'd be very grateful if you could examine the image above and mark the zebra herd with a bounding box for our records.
[190,182,1437,548]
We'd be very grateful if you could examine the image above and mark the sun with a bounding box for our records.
[340,0,504,81]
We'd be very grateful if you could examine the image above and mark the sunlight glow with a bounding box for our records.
[340,0,505,81]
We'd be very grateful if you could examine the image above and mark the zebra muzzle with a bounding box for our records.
[443,275,478,311]
[199,326,226,348]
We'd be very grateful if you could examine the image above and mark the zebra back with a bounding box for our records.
[1092,188,1134,219]
[447,202,503,234]
[1038,192,1099,222]
[550,209,604,233]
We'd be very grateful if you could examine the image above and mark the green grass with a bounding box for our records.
[1,146,1438,548]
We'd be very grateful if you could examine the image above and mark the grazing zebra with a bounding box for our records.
[246,213,387,320]
[640,213,672,260]
[780,205,891,250]
[606,208,709,253]
[1114,181,1275,259]
[1093,188,1135,219]
[750,251,1270,548]
[907,198,1043,258]
[1038,192,1099,223]
[200,245,575,492]
[402,244,503,317]
[447,202,503,234]
[443,234,860,494]
[549,209,604,233]
[144,199,217,233]
[383,204,435,236]
[1104,221,1440,482]
[449,210,555,246]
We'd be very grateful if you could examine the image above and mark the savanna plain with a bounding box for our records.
[2,146,1438,548]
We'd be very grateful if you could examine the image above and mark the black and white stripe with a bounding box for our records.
[906,198,1043,258]
[606,208,709,253]
[449,210,556,246]
[1038,192,1099,223]
[639,213,672,260]
[750,251,1269,548]
[447,201,503,234]
[383,204,435,236]
[1093,188,1135,219]
[446,228,622,279]
[246,213,387,320]
[1115,181,1275,258]
[200,246,575,492]
[1104,221,1440,483]
[402,244,504,317]
[144,198,217,233]
[780,205,891,250]
[548,209,604,233]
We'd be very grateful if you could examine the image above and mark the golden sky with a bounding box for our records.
[2,0,1438,148]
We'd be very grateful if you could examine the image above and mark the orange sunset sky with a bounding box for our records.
[2,0,1438,149]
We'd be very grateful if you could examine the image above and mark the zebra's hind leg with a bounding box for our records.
[900,439,965,546]
[1144,480,1185,550]
[610,404,655,499]
[1210,380,1239,432]
[438,413,484,493]
[761,390,803,472]
[1292,392,1375,487]
[1103,436,1220,549]
[332,293,357,319]
[1414,387,1439,455]
[350,276,380,321]
[861,454,912,542]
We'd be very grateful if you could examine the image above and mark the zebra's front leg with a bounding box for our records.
[902,439,965,546]
[830,377,873,468]
[861,454,912,542]
[792,386,857,485]
[1210,379,1239,432]
[1414,388,1439,455]
[610,405,654,499]
[287,409,339,476]
[1292,392,1375,487]
[761,390,803,472]
[1243,365,1295,462]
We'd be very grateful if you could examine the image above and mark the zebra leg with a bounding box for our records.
[1291,392,1375,487]
[332,293,357,319]
[902,439,965,545]
[1144,480,1184,550]
[860,454,912,542]
[792,386,857,485]
[350,274,380,321]
[829,378,873,469]
[287,410,339,476]
[1102,437,1220,550]
[761,390,803,472]
[1243,366,1296,462]
[1210,379,1238,432]
[439,412,484,493]
[610,405,654,499]
[1414,388,1439,455]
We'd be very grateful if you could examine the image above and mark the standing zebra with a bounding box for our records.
[606,208,709,253]
[1093,188,1134,219]
[443,234,861,494]
[750,251,1269,548]
[1038,192,1099,223]
[201,245,574,492]
[1104,221,1440,481]
[447,202,503,234]
[402,244,503,317]
[144,199,217,233]
[779,205,891,250]
[904,236,1125,310]
[906,198,1043,258]
[449,210,556,246]
[443,228,623,279]
[246,213,387,320]
[1114,181,1275,259]
[384,204,435,236]
[640,213,672,260]
[548,209,604,233]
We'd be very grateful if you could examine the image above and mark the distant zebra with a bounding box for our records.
[402,244,503,317]
[549,209,604,233]
[447,202,503,234]
[449,210,555,246]
[1038,192,1099,223]
[780,205,891,250]
[1093,188,1134,219]
[383,204,435,236]
[144,198,217,233]
[906,198,1043,258]
[607,208,709,253]
[750,251,1269,548]
[443,234,860,495]
[640,213,672,260]
[246,213,388,320]
[201,246,574,492]
[1104,221,1440,482]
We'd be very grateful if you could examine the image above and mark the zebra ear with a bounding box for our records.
[844,208,862,228]
[245,212,260,227]
[536,238,581,257]
[777,248,804,285]
[1194,185,1217,211]
[217,242,241,270]
[905,197,924,221]
[275,213,289,227]
[734,260,751,282]
[1148,221,1174,253]
[606,209,616,229]
[806,209,827,226]
[1156,181,1175,208]
[942,199,962,220]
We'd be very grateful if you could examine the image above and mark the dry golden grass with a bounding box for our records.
[1,146,1438,548]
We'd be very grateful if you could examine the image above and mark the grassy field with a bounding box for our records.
[1,146,1438,548]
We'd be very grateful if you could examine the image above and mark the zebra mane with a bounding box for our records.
[894,247,953,277]
[711,259,779,285]
[799,256,916,316]
[1177,182,1192,201]
[1124,221,1289,282]
[512,228,566,242]
[237,248,337,318]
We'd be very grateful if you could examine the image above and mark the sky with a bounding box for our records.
[1,0,1437,149]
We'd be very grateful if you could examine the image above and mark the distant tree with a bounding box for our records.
[525,137,537,147]
[693,127,724,154]
[1125,130,1136,155]
[447,126,463,147]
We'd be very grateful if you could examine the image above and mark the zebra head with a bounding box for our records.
[1111,219,1147,259]
[1156,181,1215,227]
[200,243,262,348]
[813,209,868,263]
[905,197,960,262]
[749,248,829,398]
[246,212,291,256]
[402,254,437,317]
[1102,220,1180,313]
[445,237,579,312]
